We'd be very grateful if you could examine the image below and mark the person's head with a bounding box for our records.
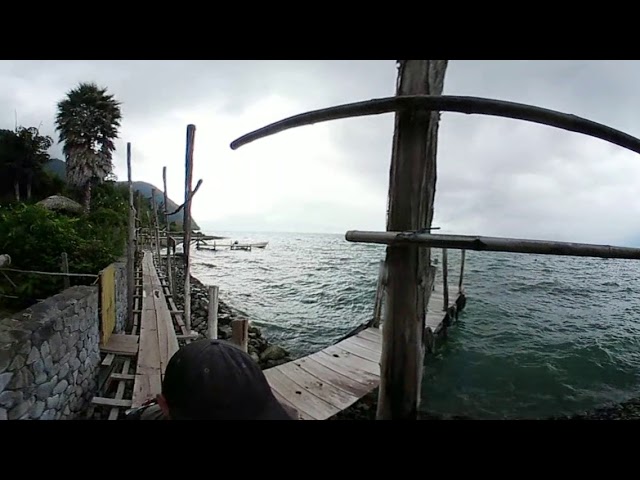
[156,338,294,420]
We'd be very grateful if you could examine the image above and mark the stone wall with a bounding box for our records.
[0,259,129,420]
[0,286,100,420]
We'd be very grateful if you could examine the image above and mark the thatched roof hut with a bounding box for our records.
[37,195,83,215]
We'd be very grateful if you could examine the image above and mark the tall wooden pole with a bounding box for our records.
[151,188,161,265]
[163,166,174,297]
[126,142,135,333]
[376,60,448,420]
[183,124,196,334]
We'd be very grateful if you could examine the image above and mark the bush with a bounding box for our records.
[0,185,128,310]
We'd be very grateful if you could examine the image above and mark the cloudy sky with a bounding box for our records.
[1,60,640,245]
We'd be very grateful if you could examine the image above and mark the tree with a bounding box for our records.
[15,126,53,200]
[0,127,52,202]
[55,82,122,212]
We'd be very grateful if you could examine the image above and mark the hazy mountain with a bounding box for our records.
[43,158,199,230]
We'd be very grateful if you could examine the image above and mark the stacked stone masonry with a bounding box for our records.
[0,260,127,420]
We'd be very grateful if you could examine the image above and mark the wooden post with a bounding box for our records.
[151,188,161,265]
[459,249,466,292]
[442,248,449,311]
[163,167,174,297]
[372,260,385,328]
[231,318,249,352]
[60,252,70,289]
[376,60,448,420]
[126,142,135,333]
[183,124,196,333]
[208,285,219,339]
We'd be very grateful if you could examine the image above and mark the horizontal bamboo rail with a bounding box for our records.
[230,95,640,156]
[345,231,640,260]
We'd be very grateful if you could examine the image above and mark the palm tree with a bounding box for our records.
[55,82,122,212]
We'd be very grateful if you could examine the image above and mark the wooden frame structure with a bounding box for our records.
[230,60,640,420]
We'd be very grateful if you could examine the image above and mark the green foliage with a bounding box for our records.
[0,126,55,203]
[0,182,131,311]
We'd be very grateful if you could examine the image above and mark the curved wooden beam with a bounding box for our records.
[230,95,640,155]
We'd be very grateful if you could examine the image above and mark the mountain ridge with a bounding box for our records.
[43,158,200,230]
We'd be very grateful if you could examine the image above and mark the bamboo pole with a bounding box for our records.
[442,248,449,311]
[163,166,174,297]
[183,124,196,334]
[208,285,219,340]
[151,188,161,265]
[126,143,135,333]
[376,60,447,420]
[61,252,70,289]
[345,231,640,260]
[229,95,640,157]
[459,250,466,292]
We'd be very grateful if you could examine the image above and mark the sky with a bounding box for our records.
[1,60,640,245]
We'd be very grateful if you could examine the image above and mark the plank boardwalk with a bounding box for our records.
[263,270,463,420]
[131,252,179,407]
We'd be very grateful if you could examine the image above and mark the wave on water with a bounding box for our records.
[190,231,640,419]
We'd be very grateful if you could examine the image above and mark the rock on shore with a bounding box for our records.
[162,258,293,370]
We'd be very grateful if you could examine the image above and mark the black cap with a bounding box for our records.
[162,339,294,420]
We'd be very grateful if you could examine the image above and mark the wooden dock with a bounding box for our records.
[263,268,464,420]
[92,247,466,420]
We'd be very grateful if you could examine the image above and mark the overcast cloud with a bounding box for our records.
[1,60,640,245]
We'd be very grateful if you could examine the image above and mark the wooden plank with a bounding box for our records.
[346,335,382,353]
[100,334,139,356]
[264,368,339,420]
[131,373,162,408]
[110,373,135,381]
[101,353,115,367]
[275,361,360,410]
[92,397,132,408]
[290,356,370,398]
[337,338,381,363]
[311,350,379,386]
[154,292,179,373]
[108,358,131,420]
[358,328,382,343]
[269,389,314,420]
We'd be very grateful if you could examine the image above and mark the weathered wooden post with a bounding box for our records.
[162,167,174,297]
[442,248,449,311]
[61,252,70,289]
[376,60,448,420]
[126,142,135,333]
[183,124,196,334]
[151,188,161,265]
[459,249,466,293]
[231,318,249,352]
[372,260,386,328]
[208,285,219,339]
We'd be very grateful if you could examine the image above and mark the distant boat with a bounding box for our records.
[252,242,268,249]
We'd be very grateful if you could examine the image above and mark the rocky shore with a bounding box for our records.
[163,258,293,370]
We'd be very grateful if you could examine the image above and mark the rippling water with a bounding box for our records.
[190,231,640,419]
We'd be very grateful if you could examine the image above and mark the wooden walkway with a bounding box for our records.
[92,254,466,420]
[131,252,179,407]
[263,271,464,420]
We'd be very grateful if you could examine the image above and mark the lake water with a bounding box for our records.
[190,231,640,419]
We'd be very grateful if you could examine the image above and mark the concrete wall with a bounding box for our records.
[0,260,128,420]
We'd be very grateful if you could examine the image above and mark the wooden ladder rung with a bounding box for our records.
[92,397,132,408]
